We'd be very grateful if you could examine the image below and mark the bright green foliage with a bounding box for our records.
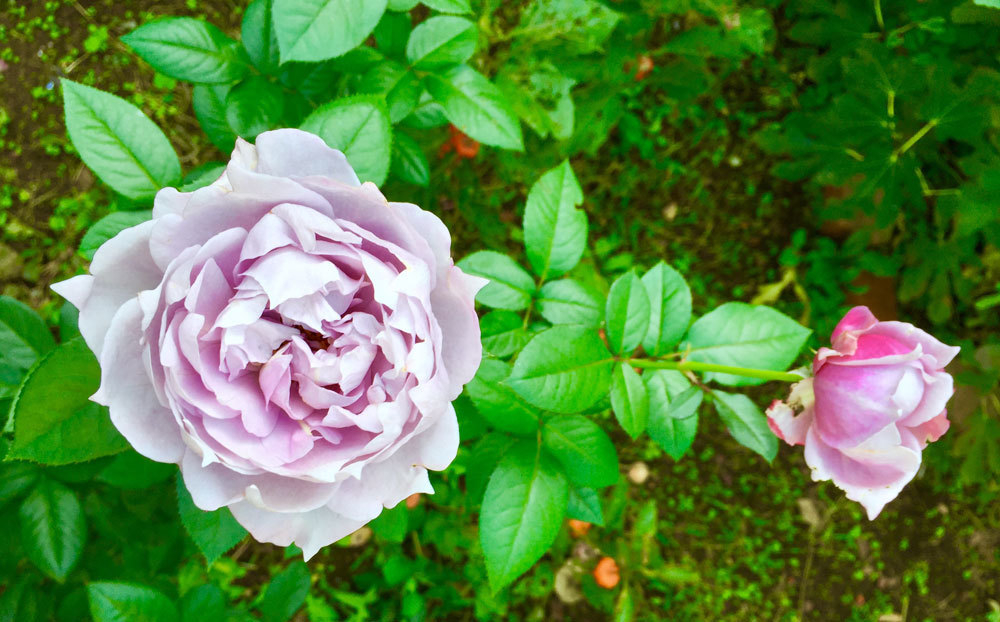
[523,160,587,281]
[479,310,531,357]
[465,358,539,436]
[79,211,152,261]
[423,65,524,150]
[390,130,429,185]
[273,0,388,63]
[479,442,568,592]
[610,362,648,439]
[301,97,392,184]
[406,16,477,69]
[712,391,778,463]
[458,251,535,310]
[8,338,128,464]
[542,415,618,487]
[242,0,281,74]
[508,325,614,413]
[645,370,701,460]
[567,485,604,525]
[226,76,285,140]
[122,18,248,84]
[258,561,311,622]
[0,296,56,375]
[88,582,180,622]
[683,303,810,386]
[192,84,237,151]
[360,61,422,124]
[62,80,181,200]
[176,477,247,565]
[536,279,602,326]
[19,479,85,581]
[641,262,691,355]
[605,271,651,355]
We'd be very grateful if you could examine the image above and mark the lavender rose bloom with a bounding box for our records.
[766,306,959,519]
[53,129,484,558]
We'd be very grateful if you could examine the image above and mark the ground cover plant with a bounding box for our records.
[1,0,998,620]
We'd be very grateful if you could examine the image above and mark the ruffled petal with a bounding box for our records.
[803,427,920,519]
[254,129,361,186]
[93,298,185,463]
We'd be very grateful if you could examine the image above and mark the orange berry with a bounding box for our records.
[593,556,620,589]
[568,519,591,537]
[449,125,480,159]
[635,55,654,81]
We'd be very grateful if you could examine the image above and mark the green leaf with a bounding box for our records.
[388,0,419,10]
[87,582,179,622]
[79,211,152,261]
[0,296,56,373]
[180,585,226,622]
[0,461,39,506]
[370,503,409,543]
[683,303,810,386]
[465,358,539,436]
[542,415,618,487]
[641,262,691,355]
[192,84,237,152]
[242,0,281,74]
[712,391,777,462]
[567,486,604,525]
[62,79,181,200]
[645,370,700,460]
[537,279,601,326]
[480,310,530,357]
[401,90,448,129]
[301,96,392,185]
[610,363,648,439]
[480,441,568,592]
[176,477,247,565]
[19,479,85,581]
[465,433,515,506]
[508,325,614,413]
[422,0,472,13]
[374,11,411,58]
[258,561,310,622]
[122,18,248,84]
[226,76,285,140]
[605,271,651,355]
[273,0,388,63]
[97,450,175,489]
[424,64,523,150]
[390,130,429,186]
[8,338,128,464]
[523,160,587,280]
[457,251,535,310]
[406,16,477,69]
[359,61,422,123]
[179,162,226,192]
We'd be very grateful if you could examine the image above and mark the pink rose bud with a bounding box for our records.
[52,129,485,559]
[766,306,959,519]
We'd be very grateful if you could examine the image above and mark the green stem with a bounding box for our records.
[874,0,885,30]
[628,358,804,383]
[894,120,937,160]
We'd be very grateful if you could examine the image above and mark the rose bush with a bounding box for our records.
[52,129,484,558]
[766,306,960,518]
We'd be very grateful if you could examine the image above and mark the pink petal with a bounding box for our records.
[803,426,921,519]
[93,299,185,463]
[253,129,361,186]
